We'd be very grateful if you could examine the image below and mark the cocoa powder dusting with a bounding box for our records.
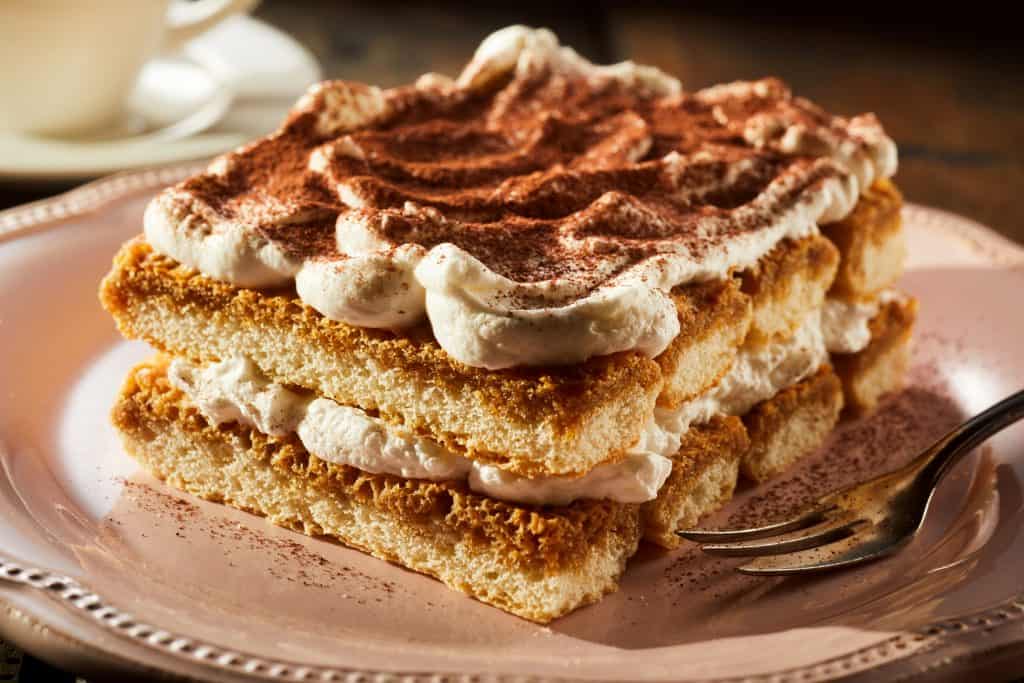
[161,46,887,300]
[118,480,397,599]
[662,337,967,595]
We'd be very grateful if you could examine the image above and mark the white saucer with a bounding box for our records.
[0,15,321,184]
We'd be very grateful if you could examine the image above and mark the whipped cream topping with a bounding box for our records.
[167,356,672,506]
[145,25,897,369]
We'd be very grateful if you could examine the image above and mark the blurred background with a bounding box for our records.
[1,1,1022,680]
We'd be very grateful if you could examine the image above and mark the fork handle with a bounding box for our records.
[918,388,1024,486]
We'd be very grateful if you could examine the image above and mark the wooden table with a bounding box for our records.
[2,2,1021,680]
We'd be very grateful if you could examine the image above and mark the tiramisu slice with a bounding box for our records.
[101,26,914,621]
[114,357,641,623]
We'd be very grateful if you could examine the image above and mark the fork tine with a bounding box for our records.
[736,526,900,575]
[677,505,835,543]
[698,513,863,557]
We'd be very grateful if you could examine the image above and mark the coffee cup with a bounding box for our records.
[0,0,258,137]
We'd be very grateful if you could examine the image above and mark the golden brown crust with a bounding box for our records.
[741,367,843,482]
[832,296,918,414]
[100,238,662,476]
[641,416,748,548]
[866,294,918,342]
[101,240,658,429]
[113,355,640,574]
[822,178,905,298]
[668,416,748,495]
[740,234,839,344]
[657,279,752,407]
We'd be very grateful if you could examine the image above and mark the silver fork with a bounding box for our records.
[679,388,1024,575]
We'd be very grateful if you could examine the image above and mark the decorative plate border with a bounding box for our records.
[3,549,1022,683]
[0,162,203,243]
[903,204,1024,269]
[1,168,1024,683]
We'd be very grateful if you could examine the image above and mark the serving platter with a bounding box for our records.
[0,165,1023,682]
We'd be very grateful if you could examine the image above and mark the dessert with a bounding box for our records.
[101,26,915,622]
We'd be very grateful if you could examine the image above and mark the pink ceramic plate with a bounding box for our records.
[1,167,1023,683]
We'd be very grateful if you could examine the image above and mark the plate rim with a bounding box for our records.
[1,168,1024,683]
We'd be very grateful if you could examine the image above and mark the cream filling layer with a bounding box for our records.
[643,307,829,458]
[822,289,901,354]
[167,356,671,506]
[166,309,830,506]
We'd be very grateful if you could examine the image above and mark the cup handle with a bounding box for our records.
[163,0,260,51]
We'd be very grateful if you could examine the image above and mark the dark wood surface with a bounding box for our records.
[2,3,1022,681]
